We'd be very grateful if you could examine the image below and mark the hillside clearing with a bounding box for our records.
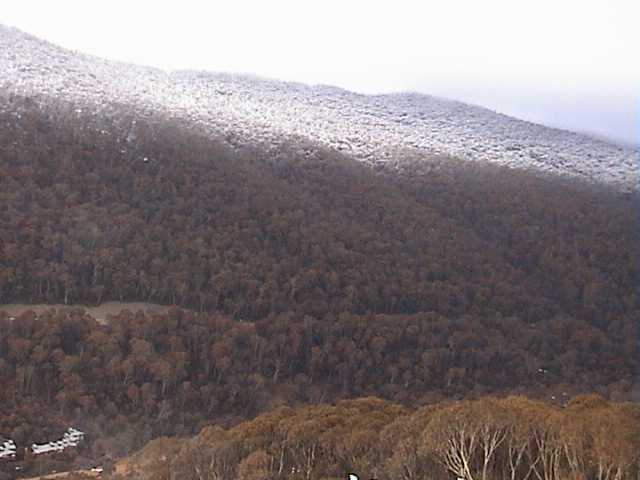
[0,302,172,324]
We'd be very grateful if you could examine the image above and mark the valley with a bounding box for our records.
[0,23,638,480]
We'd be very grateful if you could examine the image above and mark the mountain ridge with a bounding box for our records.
[1,23,637,191]
[1,24,639,478]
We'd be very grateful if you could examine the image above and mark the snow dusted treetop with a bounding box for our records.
[0,24,637,191]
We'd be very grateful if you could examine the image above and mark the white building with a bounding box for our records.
[0,439,16,459]
[31,427,85,456]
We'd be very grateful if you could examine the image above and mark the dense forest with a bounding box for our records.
[1,94,638,324]
[0,304,632,460]
[116,396,640,480]
[0,93,639,477]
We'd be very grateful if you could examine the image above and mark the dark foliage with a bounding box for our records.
[0,93,638,476]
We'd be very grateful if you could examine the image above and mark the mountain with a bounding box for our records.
[0,23,639,479]
[1,24,637,191]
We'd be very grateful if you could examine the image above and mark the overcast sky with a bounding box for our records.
[1,0,638,145]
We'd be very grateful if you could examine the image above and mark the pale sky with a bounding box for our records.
[1,0,638,145]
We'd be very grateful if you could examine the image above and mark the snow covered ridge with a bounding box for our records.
[1,24,638,191]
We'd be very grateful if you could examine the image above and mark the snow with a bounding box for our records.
[0,24,637,191]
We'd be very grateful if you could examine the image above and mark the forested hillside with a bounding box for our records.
[1,94,637,324]
[0,94,638,477]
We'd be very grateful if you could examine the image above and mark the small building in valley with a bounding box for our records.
[0,439,16,459]
[31,427,85,456]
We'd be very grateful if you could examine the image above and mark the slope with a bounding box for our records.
[0,24,637,190]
